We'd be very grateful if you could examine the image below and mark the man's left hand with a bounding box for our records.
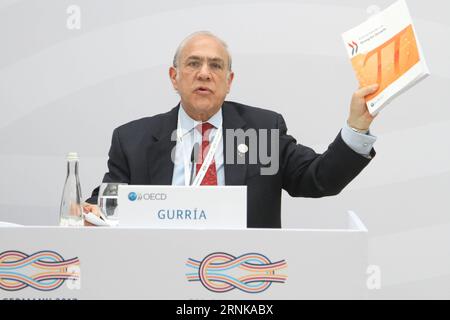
[347,84,379,131]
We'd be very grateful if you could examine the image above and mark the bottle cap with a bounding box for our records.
[67,152,79,161]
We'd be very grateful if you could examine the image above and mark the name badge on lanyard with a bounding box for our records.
[177,118,222,186]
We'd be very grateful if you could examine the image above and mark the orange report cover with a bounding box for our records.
[342,0,430,115]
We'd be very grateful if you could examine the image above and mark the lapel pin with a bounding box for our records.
[238,144,248,156]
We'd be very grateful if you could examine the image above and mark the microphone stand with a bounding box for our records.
[189,142,199,186]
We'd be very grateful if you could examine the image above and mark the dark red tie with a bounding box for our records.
[196,122,218,185]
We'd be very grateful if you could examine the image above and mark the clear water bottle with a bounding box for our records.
[59,152,83,226]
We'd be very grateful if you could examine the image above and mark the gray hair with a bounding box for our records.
[172,31,232,71]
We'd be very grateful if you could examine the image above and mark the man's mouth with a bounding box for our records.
[194,87,213,95]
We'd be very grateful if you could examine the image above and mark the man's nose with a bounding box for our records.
[197,63,211,80]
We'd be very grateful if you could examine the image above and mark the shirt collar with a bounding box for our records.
[178,103,223,138]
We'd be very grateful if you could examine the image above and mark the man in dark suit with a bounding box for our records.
[84,31,379,228]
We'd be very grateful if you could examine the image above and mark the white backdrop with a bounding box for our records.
[1,0,449,298]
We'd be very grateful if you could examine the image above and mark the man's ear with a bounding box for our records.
[227,71,235,93]
[169,67,178,91]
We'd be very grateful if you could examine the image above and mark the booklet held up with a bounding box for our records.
[342,0,430,115]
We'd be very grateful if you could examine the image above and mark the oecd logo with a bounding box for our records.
[128,192,137,201]
[128,192,166,201]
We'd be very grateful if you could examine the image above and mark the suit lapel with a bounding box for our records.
[222,102,248,186]
[146,105,179,185]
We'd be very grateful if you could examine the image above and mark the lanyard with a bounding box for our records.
[177,117,222,186]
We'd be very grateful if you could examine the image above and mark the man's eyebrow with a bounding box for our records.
[185,56,225,63]
[208,57,225,64]
[185,55,202,61]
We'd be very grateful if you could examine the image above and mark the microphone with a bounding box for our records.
[189,143,199,185]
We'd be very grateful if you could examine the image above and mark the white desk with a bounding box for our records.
[0,212,368,300]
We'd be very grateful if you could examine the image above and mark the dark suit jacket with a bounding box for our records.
[87,101,375,228]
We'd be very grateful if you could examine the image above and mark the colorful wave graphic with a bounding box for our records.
[0,250,80,291]
[186,252,287,293]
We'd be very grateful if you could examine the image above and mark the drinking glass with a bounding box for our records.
[97,182,127,223]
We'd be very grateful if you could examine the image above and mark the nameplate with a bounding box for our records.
[117,185,247,229]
